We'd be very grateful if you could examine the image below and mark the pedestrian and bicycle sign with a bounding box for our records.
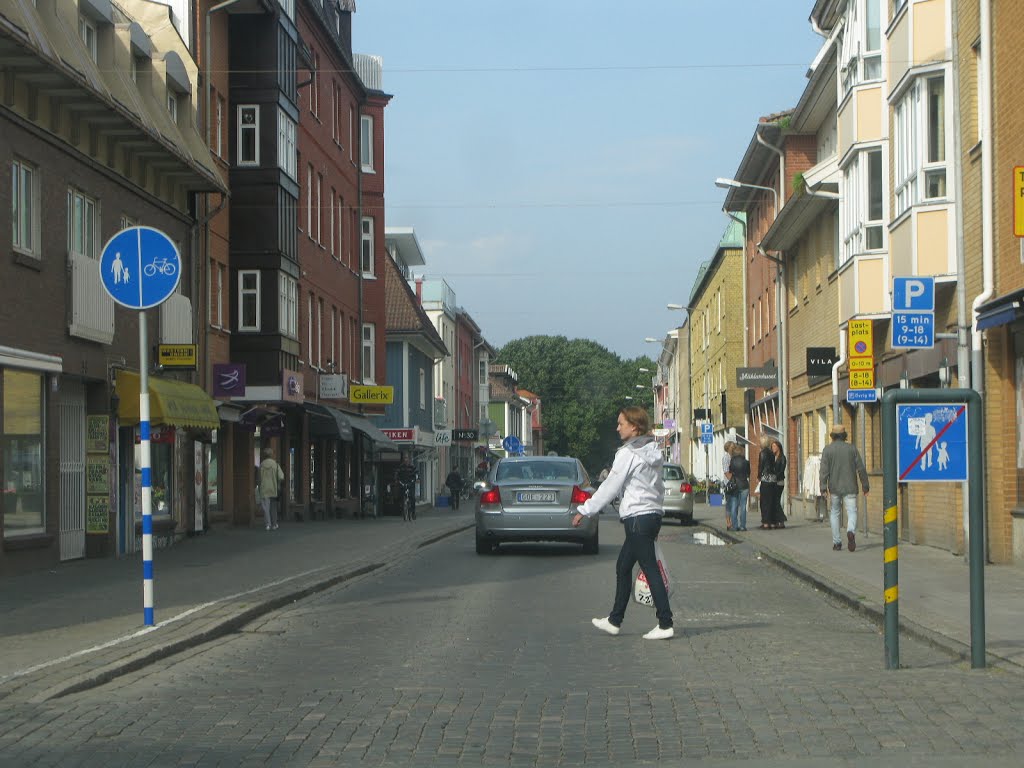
[99,226,181,310]
[896,403,968,482]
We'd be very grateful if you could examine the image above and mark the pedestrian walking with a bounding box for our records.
[445,467,464,510]
[572,406,674,640]
[769,438,788,529]
[721,441,736,529]
[725,443,750,532]
[819,423,870,551]
[257,448,284,531]
[757,434,779,530]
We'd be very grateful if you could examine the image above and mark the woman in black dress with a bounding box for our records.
[769,438,788,529]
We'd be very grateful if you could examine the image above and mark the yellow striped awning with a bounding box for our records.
[115,370,220,429]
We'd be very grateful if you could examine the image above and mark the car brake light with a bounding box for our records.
[480,487,501,505]
[571,486,591,504]
[681,483,692,494]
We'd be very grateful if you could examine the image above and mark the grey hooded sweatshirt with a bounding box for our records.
[577,436,665,520]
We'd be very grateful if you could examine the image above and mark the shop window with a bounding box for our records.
[206,436,220,510]
[2,370,45,538]
[309,441,323,501]
[135,427,174,518]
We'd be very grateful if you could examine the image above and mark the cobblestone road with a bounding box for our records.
[2,524,1022,767]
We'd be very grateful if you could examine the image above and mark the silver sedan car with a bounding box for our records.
[662,463,695,524]
[475,456,598,554]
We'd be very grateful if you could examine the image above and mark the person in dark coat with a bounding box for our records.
[445,468,464,510]
[769,438,788,529]
[757,434,778,530]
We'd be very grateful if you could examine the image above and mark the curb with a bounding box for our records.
[704,521,1021,672]
[7,521,475,704]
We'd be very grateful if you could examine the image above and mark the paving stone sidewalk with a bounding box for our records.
[0,508,474,703]
[697,503,1024,670]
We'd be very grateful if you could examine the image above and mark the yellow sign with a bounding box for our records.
[1016,166,1024,237]
[848,320,873,358]
[850,369,875,389]
[158,344,198,369]
[849,357,873,372]
[350,385,395,404]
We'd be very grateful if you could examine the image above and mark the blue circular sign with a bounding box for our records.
[99,226,181,310]
[502,435,522,454]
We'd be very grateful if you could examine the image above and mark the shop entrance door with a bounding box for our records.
[58,380,86,560]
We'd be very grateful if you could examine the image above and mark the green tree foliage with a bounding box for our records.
[498,336,656,473]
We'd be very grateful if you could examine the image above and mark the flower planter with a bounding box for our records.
[708,493,725,507]
[693,492,707,504]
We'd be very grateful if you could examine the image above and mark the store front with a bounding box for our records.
[114,371,219,553]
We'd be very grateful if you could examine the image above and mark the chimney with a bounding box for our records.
[415,277,423,303]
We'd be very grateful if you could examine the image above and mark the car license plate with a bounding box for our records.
[517,491,556,503]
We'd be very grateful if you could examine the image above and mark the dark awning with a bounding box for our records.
[976,288,1024,331]
[305,403,354,441]
[346,414,397,450]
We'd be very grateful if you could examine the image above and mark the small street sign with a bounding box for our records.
[892,311,935,349]
[848,319,873,357]
[700,422,714,445]
[502,435,523,455]
[847,388,879,403]
[892,276,935,312]
[850,369,875,389]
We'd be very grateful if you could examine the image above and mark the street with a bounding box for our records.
[2,522,1023,767]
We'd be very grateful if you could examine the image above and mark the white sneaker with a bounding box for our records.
[643,625,674,640]
[265,525,271,531]
[272,524,279,530]
[591,617,621,636]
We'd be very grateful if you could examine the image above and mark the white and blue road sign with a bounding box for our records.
[502,435,523,455]
[892,312,935,348]
[847,388,878,403]
[896,403,968,482]
[892,276,935,312]
[700,422,714,445]
[99,226,181,309]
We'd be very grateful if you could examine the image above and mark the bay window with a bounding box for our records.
[279,273,298,338]
[895,75,948,217]
[842,147,885,264]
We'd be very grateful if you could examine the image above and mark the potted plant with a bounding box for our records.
[691,479,708,504]
[707,480,725,507]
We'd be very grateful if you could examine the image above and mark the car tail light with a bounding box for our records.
[480,487,501,505]
[571,486,592,504]
[681,483,692,494]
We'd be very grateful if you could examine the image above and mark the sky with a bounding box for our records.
[354,1,825,361]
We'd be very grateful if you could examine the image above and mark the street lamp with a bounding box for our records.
[715,176,786,470]
[668,304,711,481]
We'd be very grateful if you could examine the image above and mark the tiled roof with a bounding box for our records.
[383,256,447,355]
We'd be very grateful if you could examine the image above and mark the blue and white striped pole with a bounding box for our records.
[139,311,154,626]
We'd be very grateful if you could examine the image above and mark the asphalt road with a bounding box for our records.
[2,523,1023,767]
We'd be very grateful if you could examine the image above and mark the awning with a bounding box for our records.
[116,371,219,429]
[346,413,397,449]
[976,288,1024,331]
[305,403,354,441]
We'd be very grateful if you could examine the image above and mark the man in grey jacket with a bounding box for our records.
[819,423,869,551]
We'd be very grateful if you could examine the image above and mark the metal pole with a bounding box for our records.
[139,311,154,626]
[881,390,899,669]
[967,392,986,668]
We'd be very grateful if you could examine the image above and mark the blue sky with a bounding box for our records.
[354,1,824,360]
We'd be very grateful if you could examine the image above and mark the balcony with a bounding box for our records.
[68,253,114,345]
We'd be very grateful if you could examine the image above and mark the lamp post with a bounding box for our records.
[714,177,786,471]
[666,305,712,481]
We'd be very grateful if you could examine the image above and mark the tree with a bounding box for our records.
[498,336,655,472]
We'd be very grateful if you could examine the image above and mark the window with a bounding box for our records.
[479,359,487,386]
[330,307,337,369]
[360,115,373,171]
[895,75,948,216]
[349,108,354,161]
[331,82,339,143]
[317,298,324,368]
[279,273,298,338]
[167,91,178,123]
[237,105,259,166]
[841,147,884,263]
[310,51,320,118]
[329,186,336,256]
[67,187,98,259]
[840,1,883,94]
[213,263,225,328]
[2,370,45,538]
[306,163,314,236]
[277,109,296,179]
[279,0,294,21]
[130,56,138,83]
[307,292,314,365]
[419,368,426,409]
[361,324,375,383]
[316,173,323,244]
[238,270,260,331]
[78,15,97,62]
[12,159,39,257]
[361,216,374,275]
[338,313,345,374]
[336,195,344,261]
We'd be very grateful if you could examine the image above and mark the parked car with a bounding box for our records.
[662,463,694,524]
[475,456,598,554]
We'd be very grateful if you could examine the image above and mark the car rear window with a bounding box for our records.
[496,461,577,482]
[663,466,685,481]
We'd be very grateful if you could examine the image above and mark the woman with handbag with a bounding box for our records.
[258,447,285,531]
[757,434,779,530]
[769,439,788,529]
[572,406,674,640]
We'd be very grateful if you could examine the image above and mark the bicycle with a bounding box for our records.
[400,483,416,521]
[143,257,177,277]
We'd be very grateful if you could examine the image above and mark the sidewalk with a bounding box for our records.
[697,502,1024,671]
[0,507,474,704]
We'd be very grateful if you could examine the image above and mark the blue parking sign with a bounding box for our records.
[99,226,181,310]
[892,276,935,312]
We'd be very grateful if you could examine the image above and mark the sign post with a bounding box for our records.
[99,226,182,626]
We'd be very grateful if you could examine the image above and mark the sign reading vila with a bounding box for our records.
[806,347,837,378]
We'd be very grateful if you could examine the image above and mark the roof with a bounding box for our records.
[720,112,792,212]
[384,254,448,358]
[384,227,425,267]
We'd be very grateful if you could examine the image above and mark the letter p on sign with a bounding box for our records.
[892,276,934,312]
